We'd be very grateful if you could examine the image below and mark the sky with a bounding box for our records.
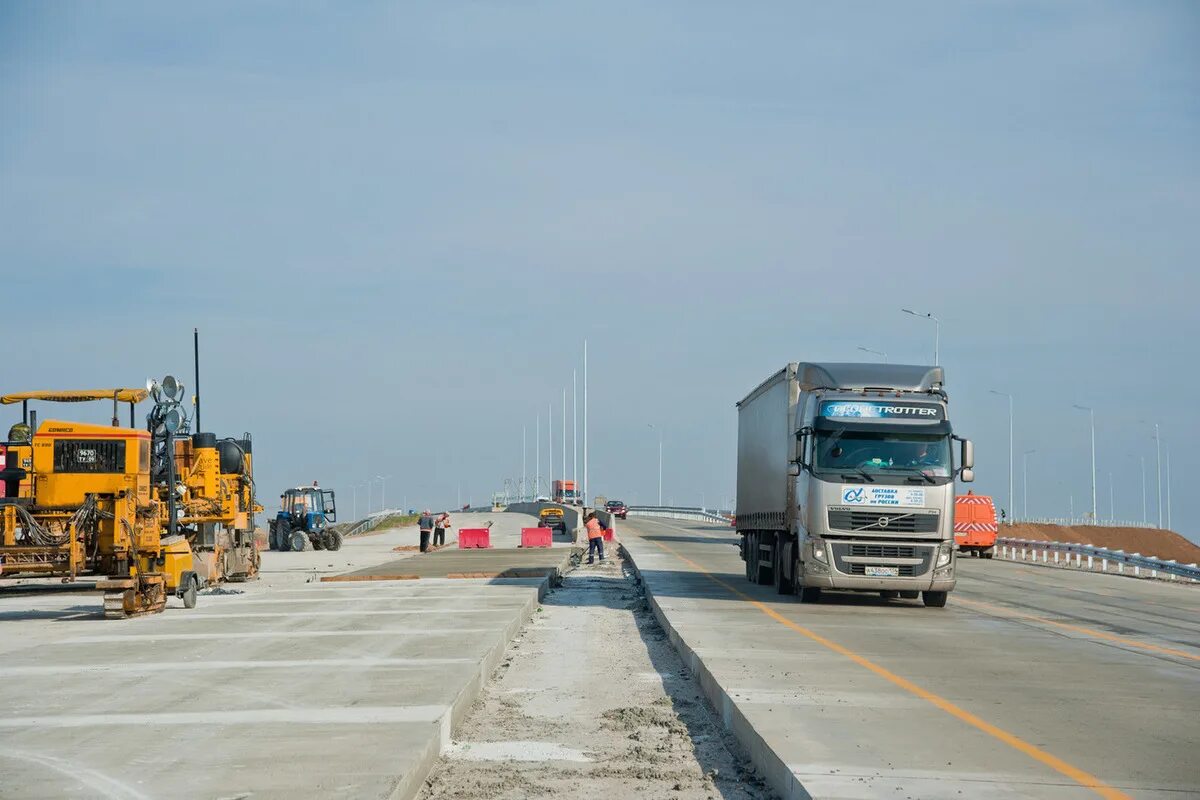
[1,2,1197,539]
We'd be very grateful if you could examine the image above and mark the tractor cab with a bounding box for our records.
[271,485,341,552]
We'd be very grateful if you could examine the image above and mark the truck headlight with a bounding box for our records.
[811,540,828,564]
[935,543,953,568]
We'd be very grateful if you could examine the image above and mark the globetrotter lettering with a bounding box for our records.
[820,401,943,420]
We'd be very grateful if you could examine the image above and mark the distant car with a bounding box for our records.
[605,500,628,520]
[535,495,550,503]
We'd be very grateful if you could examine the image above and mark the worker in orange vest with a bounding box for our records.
[584,512,605,564]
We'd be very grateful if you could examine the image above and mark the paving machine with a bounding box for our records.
[271,485,340,552]
[0,374,264,617]
[0,387,198,618]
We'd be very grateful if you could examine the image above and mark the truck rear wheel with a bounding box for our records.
[743,535,754,581]
[773,540,795,595]
[755,536,774,586]
[923,590,948,608]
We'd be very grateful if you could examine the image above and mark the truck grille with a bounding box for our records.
[847,543,918,559]
[827,509,939,533]
[848,564,917,577]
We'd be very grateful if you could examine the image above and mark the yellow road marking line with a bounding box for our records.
[954,596,1200,662]
[642,535,1132,800]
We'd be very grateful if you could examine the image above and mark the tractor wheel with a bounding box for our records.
[277,527,292,551]
[181,574,198,609]
[326,531,344,552]
[268,524,279,551]
[290,530,308,552]
[313,534,326,551]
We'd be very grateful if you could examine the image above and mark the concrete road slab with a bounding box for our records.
[0,563,548,799]
[621,516,1200,800]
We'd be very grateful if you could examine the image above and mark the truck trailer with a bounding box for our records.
[735,363,974,607]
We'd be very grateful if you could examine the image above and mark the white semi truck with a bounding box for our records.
[735,363,974,607]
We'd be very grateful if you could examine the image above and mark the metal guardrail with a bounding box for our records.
[996,536,1200,582]
[1009,518,1157,529]
[346,508,406,537]
[626,506,733,526]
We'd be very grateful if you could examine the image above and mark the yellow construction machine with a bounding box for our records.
[0,377,262,618]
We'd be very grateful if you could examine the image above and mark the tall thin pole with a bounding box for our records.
[523,426,527,503]
[1165,446,1171,530]
[548,401,553,500]
[1073,405,1096,523]
[902,309,940,365]
[658,431,663,506]
[990,390,1013,520]
[572,370,578,496]
[193,327,201,433]
[536,413,540,499]
[562,388,567,496]
[1140,457,1146,524]
[583,339,589,506]
[1154,423,1162,528]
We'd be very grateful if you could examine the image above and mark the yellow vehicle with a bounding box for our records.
[0,390,196,618]
[538,506,567,535]
[0,378,264,617]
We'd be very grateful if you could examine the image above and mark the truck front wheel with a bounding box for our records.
[923,590,948,608]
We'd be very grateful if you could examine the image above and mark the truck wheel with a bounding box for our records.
[923,590,948,608]
[290,530,308,552]
[799,586,822,603]
[743,536,754,581]
[983,548,995,559]
[326,531,344,551]
[773,540,795,595]
[755,536,774,586]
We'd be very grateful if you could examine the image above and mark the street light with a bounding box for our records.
[857,346,888,363]
[376,475,391,511]
[989,389,1014,521]
[902,308,940,365]
[1072,404,1097,524]
[1022,449,1036,520]
[647,424,663,505]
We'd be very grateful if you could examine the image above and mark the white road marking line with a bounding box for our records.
[59,628,500,644]
[1,657,476,676]
[0,705,449,729]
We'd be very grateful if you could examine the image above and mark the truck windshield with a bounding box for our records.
[815,430,951,478]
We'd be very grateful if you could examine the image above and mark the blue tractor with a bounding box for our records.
[270,485,341,552]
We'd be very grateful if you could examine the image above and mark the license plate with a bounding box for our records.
[865,566,899,578]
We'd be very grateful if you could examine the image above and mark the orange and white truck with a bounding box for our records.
[954,492,998,558]
[552,479,579,505]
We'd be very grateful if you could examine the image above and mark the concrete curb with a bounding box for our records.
[387,576,549,800]
[620,544,813,800]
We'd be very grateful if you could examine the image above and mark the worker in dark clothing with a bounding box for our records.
[418,510,434,552]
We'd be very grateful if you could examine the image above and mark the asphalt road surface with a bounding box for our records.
[620,516,1200,799]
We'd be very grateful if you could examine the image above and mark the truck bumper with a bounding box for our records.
[805,573,956,592]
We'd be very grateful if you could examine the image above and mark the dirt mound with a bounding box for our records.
[1004,523,1200,565]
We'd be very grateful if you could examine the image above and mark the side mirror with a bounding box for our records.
[788,464,801,477]
[961,468,975,483]
[795,426,813,471]
[961,438,974,470]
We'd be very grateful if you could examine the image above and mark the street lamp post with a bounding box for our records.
[857,346,887,363]
[1154,423,1163,528]
[990,389,1014,521]
[647,424,663,505]
[1072,405,1097,524]
[1022,449,1036,520]
[902,308,940,365]
[376,475,391,511]
[1140,456,1147,524]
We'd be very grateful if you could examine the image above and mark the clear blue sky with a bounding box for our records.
[2,2,1197,538]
